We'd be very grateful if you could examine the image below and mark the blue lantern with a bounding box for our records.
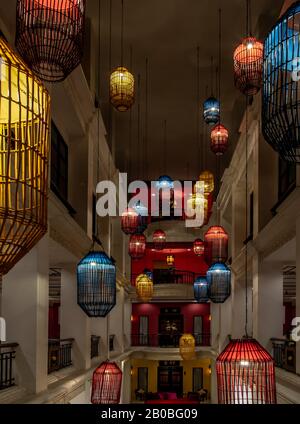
[203,97,220,125]
[194,276,209,303]
[156,175,174,190]
[77,251,116,317]
[132,201,148,234]
[207,262,231,304]
[263,2,300,162]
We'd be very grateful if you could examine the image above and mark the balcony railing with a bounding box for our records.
[48,338,74,374]
[91,335,100,359]
[0,342,18,390]
[131,270,196,286]
[271,338,296,374]
[131,333,211,348]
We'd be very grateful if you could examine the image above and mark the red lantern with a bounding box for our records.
[204,226,228,265]
[211,124,229,155]
[153,230,166,250]
[216,338,277,404]
[121,208,139,235]
[129,234,146,260]
[16,0,86,82]
[91,361,122,404]
[233,37,264,96]
[193,239,204,257]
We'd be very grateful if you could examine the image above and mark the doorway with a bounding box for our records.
[159,308,183,347]
[157,361,183,395]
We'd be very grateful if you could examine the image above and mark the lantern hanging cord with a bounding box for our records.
[218,8,222,123]
[108,0,112,146]
[197,46,201,169]
[163,119,167,174]
[245,95,249,338]
[128,46,133,179]
[145,57,149,179]
[247,0,252,37]
[204,85,209,168]
[120,0,124,68]
[210,55,214,97]
[137,73,141,179]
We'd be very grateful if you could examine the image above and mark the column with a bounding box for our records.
[210,358,218,404]
[253,253,283,351]
[2,236,49,393]
[120,358,131,404]
[60,266,91,371]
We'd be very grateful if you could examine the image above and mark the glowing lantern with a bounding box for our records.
[129,234,146,260]
[203,96,220,125]
[166,255,175,267]
[179,334,196,361]
[262,2,300,162]
[16,0,86,82]
[156,175,174,190]
[0,37,50,276]
[234,37,263,96]
[216,338,277,404]
[207,262,231,304]
[193,239,205,257]
[211,124,229,155]
[77,251,116,317]
[110,67,135,112]
[91,361,122,404]
[121,208,138,235]
[204,226,229,265]
[199,170,215,194]
[132,201,148,234]
[153,230,166,250]
[136,273,153,303]
[194,276,209,303]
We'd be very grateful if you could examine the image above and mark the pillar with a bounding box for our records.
[296,217,300,374]
[2,236,49,393]
[120,358,131,404]
[210,358,218,404]
[60,266,91,371]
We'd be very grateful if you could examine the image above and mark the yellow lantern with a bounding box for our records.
[110,66,135,112]
[199,170,215,194]
[179,334,196,361]
[166,255,175,267]
[136,273,153,303]
[0,37,50,276]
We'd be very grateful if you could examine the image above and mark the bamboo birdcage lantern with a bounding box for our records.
[216,338,277,404]
[207,262,231,304]
[91,361,123,404]
[194,276,209,303]
[193,239,205,257]
[110,67,135,112]
[136,273,153,303]
[77,251,116,317]
[234,37,264,96]
[262,2,300,162]
[199,170,215,194]
[203,96,220,125]
[0,37,50,276]
[121,207,138,235]
[16,0,86,82]
[211,124,229,155]
[153,229,166,251]
[204,226,229,265]
[129,234,146,260]
[166,255,175,267]
[179,334,196,361]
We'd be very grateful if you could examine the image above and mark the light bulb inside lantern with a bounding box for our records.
[90,262,97,267]
[247,42,253,50]
[240,360,250,367]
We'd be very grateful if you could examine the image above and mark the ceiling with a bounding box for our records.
[87,0,284,182]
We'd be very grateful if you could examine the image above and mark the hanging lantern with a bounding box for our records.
[216,338,277,404]
[16,0,86,82]
[211,124,229,155]
[199,170,215,194]
[136,273,153,303]
[156,175,174,190]
[129,234,146,260]
[203,96,220,125]
[193,239,205,257]
[77,251,116,317]
[186,193,207,222]
[0,37,50,276]
[110,66,135,112]
[166,255,175,267]
[234,37,264,96]
[194,276,209,303]
[132,201,148,234]
[204,226,229,265]
[121,208,139,235]
[207,262,231,304]
[179,334,196,361]
[91,361,122,404]
[153,230,166,250]
[262,2,300,162]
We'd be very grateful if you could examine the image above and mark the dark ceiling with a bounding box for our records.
[88,0,284,182]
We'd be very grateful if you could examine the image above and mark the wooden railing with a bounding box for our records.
[0,342,18,390]
[271,338,296,374]
[48,338,74,374]
[131,270,196,286]
[91,335,100,359]
[131,333,211,348]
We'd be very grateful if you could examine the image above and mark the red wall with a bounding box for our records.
[132,302,210,335]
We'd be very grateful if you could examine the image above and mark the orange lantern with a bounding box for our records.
[179,334,196,361]
[211,124,229,155]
